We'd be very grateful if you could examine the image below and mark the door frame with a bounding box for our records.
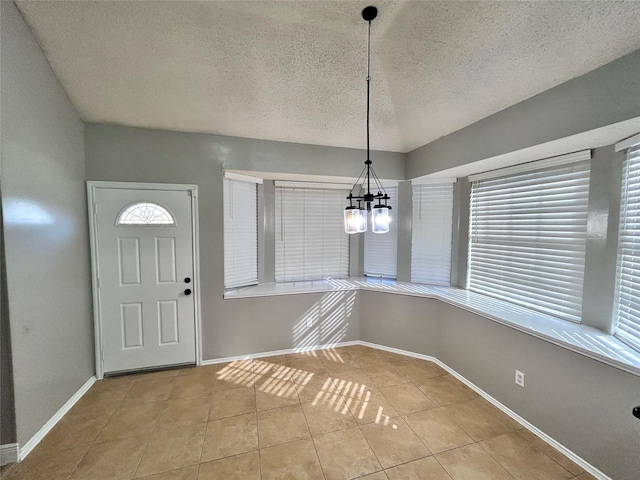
[87,181,203,379]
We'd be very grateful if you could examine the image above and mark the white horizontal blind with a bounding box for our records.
[275,186,349,282]
[411,184,454,285]
[468,160,591,322]
[615,144,640,352]
[223,177,257,289]
[364,187,398,278]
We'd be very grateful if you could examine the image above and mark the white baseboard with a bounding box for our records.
[19,376,96,461]
[200,340,360,366]
[358,340,612,480]
[0,443,19,465]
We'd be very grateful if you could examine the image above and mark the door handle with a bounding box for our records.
[184,288,192,296]
[184,277,191,284]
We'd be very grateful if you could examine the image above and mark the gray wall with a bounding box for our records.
[407,50,640,179]
[83,124,389,359]
[360,290,640,480]
[1,1,94,446]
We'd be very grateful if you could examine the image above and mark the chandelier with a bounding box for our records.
[344,5,391,235]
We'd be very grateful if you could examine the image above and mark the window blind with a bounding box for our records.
[223,177,258,289]
[615,144,640,352]
[275,186,349,282]
[468,160,591,322]
[411,183,454,285]
[364,186,398,278]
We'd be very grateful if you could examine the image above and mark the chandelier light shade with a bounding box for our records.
[344,206,368,233]
[344,5,392,235]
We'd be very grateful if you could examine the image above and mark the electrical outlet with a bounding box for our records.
[515,370,525,387]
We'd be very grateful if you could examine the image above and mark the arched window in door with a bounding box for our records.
[116,202,175,225]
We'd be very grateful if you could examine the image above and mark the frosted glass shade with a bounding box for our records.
[344,207,367,234]
[371,206,391,234]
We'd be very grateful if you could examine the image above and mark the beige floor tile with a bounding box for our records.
[288,357,328,375]
[288,366,320,385]
[313,427,382,480]
[514,429,585,476]
[96,401,166,442]
[157,394,212,428]
[212,360,256,390]
[380,383,437,415]
[257,404,311,448]
[479,432,574,480]
[285,350,320,361]
[436,443,514,480]
[573,473,598,480]
[253,356,289,378]
[355,356,392,372]
[91,375,137,392]
[301,397,358,436]
[257,354,290,366]
[201,413,258,463]
[197,451,261,480]
[38,411,111,450]
[260,439,325,480]
[137,466,199,480]
[208,387,256,421]
[360,417,430,468]
[70,436,147,480]
[343,387,399,425]
[358,472,389,480]
[339,345,375,357]
[330,368,374,395]
[1,445,89,480]
[255,378,300,411]
[376,351,410,366]
[440,398,516,441]
[385,456,452,480]
[123,377,176,405]
[67,388,125,417]
[365,365,410,388]
[132,369,182,382]
[319,349,362,372]
[295,373,340,403]
[168,373,217,399]
[414,375,478,406]
[393,358,447,381]
[135,423,206,478]
[403,408,474,454]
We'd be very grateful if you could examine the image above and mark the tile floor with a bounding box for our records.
[0,346,598,480]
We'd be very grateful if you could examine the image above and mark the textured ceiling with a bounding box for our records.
[16,1,640,153]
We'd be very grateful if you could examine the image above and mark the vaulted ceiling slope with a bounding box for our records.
[16,1,640,153]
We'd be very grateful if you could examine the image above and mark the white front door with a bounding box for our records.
[92,185,197,374]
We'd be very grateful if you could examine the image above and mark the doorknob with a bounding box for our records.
[184,288,192,296]
[184,277,191,284]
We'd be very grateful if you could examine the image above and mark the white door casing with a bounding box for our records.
[88,182,200,376]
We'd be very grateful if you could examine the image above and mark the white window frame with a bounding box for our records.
[364,185,399,279]
[410,180,455,286]
[614,142,640,352]
[467,151,592,323]
[275,182,350,282]
[223,173,260,289]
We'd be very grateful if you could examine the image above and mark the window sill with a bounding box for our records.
[224,278,640,377]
